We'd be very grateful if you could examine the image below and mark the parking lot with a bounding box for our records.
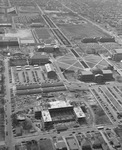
[12,65,45,85]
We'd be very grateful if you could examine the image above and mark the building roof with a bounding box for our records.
[74,107,85,118]
[82,138,91,149]
[81,70,93,76]
[41,82,64,88]
[17,115,25,121]
[42,86,66,93]
[20,39,35,44]
[15,126,22,135]
[92,138,102,148]
[31,52,49,60]
[16,84,41,90]
[114,49,122,54]
[49,101,72,109]
[7,7,17,13]
[102,70,112,74]
[34,106,41,112]
[56,141,66,149]
[42,110,52,122]
[91,67,103,75]
[45,63,54,72]
[39,139,55,150]
[66,137,78,150]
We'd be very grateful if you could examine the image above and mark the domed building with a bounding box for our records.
[91,67,103,83]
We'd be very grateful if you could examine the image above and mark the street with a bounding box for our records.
[4,58,14,150]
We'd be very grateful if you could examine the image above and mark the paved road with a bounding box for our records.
[4,58,14,150]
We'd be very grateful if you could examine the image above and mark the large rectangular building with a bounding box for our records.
[102,70,113,81]
[49,101,73,111]
[29,53,49,65]
[48,101,74,123]
[65,137,79,150]
[45,63,57,79]
[73,107,85,121]
[79,70,94,82]
[112,49,122,62]
[42,110,52,128]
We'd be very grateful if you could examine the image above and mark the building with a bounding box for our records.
[56,140,67,150]
[39,139,56,150]
[16,84,40,90]
[82,37,97,43]
[15,126,22,136]
[29,53,49,65]
[99,37,115,43]
[94,74,103,83]
[0,8,5,14]
[41,82,64,88]
[65,137,79,150]
[82,139,92,150]
[0,39,19,47]
[49,101,73,111]
[112,49,122,62]
[48,101,74,123]
[41,110,52,128]
[102,70,113,81]
[37,45,59,53]
[45,63,57,79]
[30,23,45,28]
[56,125,68,132]
[42,86,66,93]
[17,115,25,121]
[91,67,103,83]
[7,7,17,14]
[92,138,102,149]
[78,70,94,82]
[34,106,42,120]
[41,101,74,126]
[0,28,5,34]
[0,23,12,27]
[73,107,86,121]
[16,89,42,95]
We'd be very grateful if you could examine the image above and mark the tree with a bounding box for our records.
[11,114,19,127]
[0,107,4,114]
[23,118,32,130]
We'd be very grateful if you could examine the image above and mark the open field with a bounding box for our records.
[18,6,39,13]
[34,28,52,40]
[59,24,110,40]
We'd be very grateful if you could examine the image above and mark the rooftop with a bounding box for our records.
[73,107,86,118]
[49,101,72,109]
[45,63,54,72]
[39,139,55,150]
[31,52,49,60]
[102,70,113,74]
[42,110,52,122]
[114,49,122,54]
[81,70,93,75]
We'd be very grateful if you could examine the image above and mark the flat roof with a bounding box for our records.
[49,101,72,109]
[31,52,48,59]
[114,49,122,54]
[42,110,52,122]
[34,106,41,112]
[82,70,93,75]
[45,63,54,72]
[73,107,85,118]
[66,137,78,150]
[102,70,112,74]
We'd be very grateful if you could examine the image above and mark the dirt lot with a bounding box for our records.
[5,29,34,39]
